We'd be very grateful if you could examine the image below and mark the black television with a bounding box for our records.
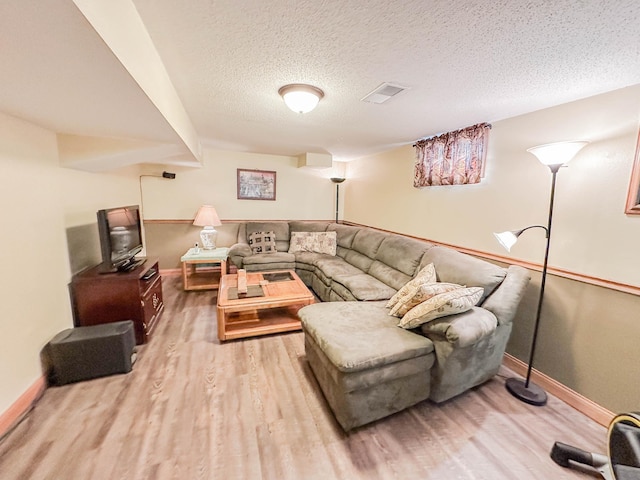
[97,205,145,273]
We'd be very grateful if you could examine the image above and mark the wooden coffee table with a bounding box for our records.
[216,270,315,341]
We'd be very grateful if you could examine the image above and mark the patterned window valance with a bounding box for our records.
[413,123,491,187]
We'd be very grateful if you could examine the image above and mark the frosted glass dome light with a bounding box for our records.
[278,84,324,113]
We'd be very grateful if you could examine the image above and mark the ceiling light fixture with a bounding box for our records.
[278,84,324,113]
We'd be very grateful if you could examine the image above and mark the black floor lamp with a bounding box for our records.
[494,141,587,406]
[330,177,345,223]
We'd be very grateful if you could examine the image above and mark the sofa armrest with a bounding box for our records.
[480,265,531,326]
[420,307,498,348]
[228,243,253,268]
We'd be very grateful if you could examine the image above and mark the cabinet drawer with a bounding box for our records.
[142,276,164,336]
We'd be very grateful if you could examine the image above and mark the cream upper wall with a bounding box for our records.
[140,148,338,221]
[0,113,71,415]
[62,164,143,228]
[0,110,144,416]
[345,85,640,287]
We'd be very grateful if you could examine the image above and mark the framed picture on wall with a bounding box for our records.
[237,169,276,201]
[625,129,640,214]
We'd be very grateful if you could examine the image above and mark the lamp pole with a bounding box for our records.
[330,177,345,223]
[497,140,587,407]
[505,164,561,406]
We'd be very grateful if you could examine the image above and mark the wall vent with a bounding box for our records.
[361,82,409,104]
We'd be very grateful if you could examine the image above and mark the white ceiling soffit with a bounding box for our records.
[71,0,202,165]
[0,0,200,170]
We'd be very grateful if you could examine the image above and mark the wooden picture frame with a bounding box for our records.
[237,169,276,201]
[625,129,640,214]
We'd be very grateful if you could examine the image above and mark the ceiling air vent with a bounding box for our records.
[361,82,408,104]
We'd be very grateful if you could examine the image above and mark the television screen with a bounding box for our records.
[97,205,144,272]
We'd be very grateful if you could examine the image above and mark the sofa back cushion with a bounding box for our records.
[367,234,434,290]
[289,221,329,233]
[375,235,433,276]
[351,228,387,258]
[327,224,360,249]
[418,246,506,301]
[246,222,290,252]
[368,262,411,291]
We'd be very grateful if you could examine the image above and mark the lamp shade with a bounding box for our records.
[193,205,221,227]
[527,141,588,166]
[493,230,519,252]
[278,84,324,113]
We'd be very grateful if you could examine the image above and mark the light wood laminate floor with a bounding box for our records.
[0,275,607,479]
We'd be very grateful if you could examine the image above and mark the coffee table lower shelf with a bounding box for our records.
[218,304,306,341]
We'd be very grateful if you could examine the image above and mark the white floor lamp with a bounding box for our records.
[494,141,587,406]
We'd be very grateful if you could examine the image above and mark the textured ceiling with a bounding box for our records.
[2,0,640,164]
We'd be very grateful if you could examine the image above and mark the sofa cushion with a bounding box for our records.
[289,221,329,233]
[248,231,277,254]
[389,282,463,317]
[343,249,375,272]
[242,251,295,265]
[368,261,412,291]
[419,246,506,301]
[246,222,290,252]
[331,273,397,301]
[398,287,484,329]
[314,256,363,280]
[327,224,360,249]
[288,231,337,255]
[351,228,387,258]
[420,307,498,348]
[386,263,437,308]
[299,301,434,373]
[375,235,432,277]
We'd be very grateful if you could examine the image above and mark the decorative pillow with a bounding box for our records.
[385,263,437,309]
[248,231,277,254]
[288,231,337,255]
[398,287,484,329]
[389,282,463,318]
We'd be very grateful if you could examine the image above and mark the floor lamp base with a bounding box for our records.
[505,377,548,406]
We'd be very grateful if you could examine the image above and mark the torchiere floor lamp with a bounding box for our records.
[330,177,345,223]
[494,141,587,406]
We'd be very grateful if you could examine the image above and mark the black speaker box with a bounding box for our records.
[46,321,136,385]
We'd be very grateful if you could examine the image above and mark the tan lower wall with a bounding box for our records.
[143,221,242,270]
[505,260,640,415]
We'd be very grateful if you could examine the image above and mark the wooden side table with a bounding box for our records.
[181,247,229,291]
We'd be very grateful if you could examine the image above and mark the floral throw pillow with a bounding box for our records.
[385,263,437,309]
[288,231,337,255]
[248,231,277,254]
[389,282,464,318]
[398,287,484,329]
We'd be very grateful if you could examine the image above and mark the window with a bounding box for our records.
[413,123,491,187]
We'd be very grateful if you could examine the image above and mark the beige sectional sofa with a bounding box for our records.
[228,221,531,430]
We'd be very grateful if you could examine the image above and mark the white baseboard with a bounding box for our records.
[503,353,614,427]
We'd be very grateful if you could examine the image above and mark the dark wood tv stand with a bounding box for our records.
[70,257,164,344]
